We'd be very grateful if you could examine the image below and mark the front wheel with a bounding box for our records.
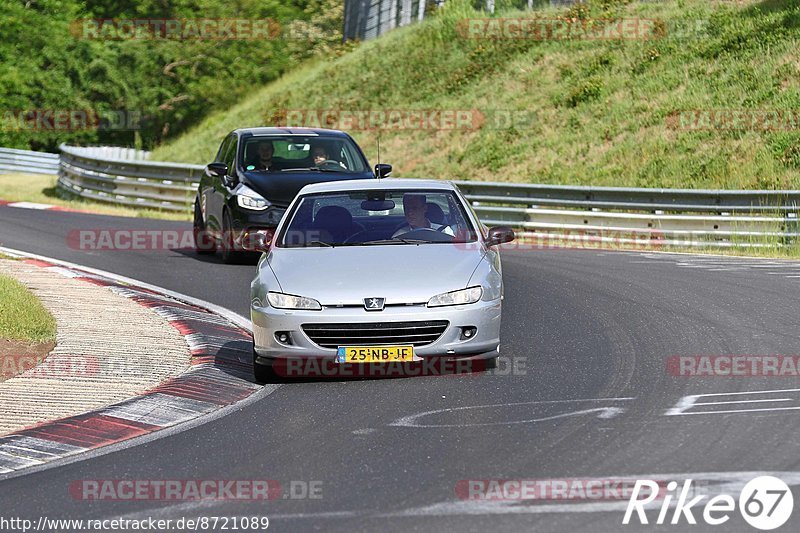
[193,200,216,255]
[220,210,246,264]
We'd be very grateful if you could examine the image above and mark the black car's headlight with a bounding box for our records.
[236,184,271,211]
[427,286,483,307]
[267,291,322,310]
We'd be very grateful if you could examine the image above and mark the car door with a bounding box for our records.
[207,134,237,233]
[200,135,230,233]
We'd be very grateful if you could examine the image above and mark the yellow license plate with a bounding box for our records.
[336,345,414,363]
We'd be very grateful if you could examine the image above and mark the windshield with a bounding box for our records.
[239,135,368,173]
[277,190,478,247]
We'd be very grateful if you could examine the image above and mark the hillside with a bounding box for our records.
[152,0,800,190]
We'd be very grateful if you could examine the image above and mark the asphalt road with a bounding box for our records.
[2,205,800,532]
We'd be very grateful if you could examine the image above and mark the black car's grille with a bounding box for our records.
[302,321,449,349]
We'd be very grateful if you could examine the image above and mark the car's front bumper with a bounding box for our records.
[251,297,502,365]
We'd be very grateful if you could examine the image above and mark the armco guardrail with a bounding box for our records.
[455,181,800,247]
[50,144,800,247]
[0,147,59,176]
[58,144,203,212]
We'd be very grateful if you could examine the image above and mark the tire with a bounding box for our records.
[193,200,216,255]
[220,210,246,264]
[253,351,276,383]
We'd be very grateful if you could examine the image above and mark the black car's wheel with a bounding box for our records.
[220,210,246,264]
[193,200,216,255]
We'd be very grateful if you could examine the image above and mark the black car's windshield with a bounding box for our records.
[240,135,368,173]
[277,190,479,247]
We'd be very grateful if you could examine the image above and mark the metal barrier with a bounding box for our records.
[0,147,60,176]
[57,145,203,212]
[44,144,800,247]
[455,181,800,247]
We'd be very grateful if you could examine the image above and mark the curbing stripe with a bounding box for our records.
[101,393,219,427]
[18,414,160,449]
[151,306,232,325]
[7,202,58,210]
[0,451,43,470]
[0,248,263,476]
[0,436,84,456]
[21,258,55,268]
[4,201,84,213]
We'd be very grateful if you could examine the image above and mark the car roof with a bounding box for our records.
[298,178,457,195]
[233,127,351,138]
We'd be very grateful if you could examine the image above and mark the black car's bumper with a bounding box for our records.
[228,202,287,250]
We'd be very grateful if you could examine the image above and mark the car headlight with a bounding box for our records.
[236,184,271,211]
[427,286,483,308]
[267,291,322,310]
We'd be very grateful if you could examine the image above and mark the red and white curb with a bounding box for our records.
[0,252,261,475]
[0,200,83,212]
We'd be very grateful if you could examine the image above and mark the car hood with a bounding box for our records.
[243,171,373,206]
[267,244,485,305]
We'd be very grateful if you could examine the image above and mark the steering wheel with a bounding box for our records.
[393,227,455,243]
[392,223,449,236]
[317,160,344,170]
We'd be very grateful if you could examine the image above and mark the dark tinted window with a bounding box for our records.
[240,135,368,173]
[215,136,231,162]
[278,190,478,247]
[222,135,237,171]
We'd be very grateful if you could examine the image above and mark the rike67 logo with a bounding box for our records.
[624,476,794,530]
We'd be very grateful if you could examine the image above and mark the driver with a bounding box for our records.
[249,140,275,171]
[392,194,454,238]
[312,146,346,169]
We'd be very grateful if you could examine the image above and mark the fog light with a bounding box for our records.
[460,326,477,340]
[275,331,292,345]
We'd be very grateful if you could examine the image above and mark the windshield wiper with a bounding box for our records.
[280,167,340,172]
[305,240,334,247]
[360,238,430,245]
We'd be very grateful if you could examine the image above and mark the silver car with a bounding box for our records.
[249,178,514,381]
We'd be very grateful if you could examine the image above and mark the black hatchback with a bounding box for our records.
[193,127,391,262]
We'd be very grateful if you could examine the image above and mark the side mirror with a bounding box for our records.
[485,226,515,247]
[374,163,392,178]
[207,162,228,178]
[241,229,273,253]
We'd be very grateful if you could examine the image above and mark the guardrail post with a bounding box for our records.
[784,211,798,246]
